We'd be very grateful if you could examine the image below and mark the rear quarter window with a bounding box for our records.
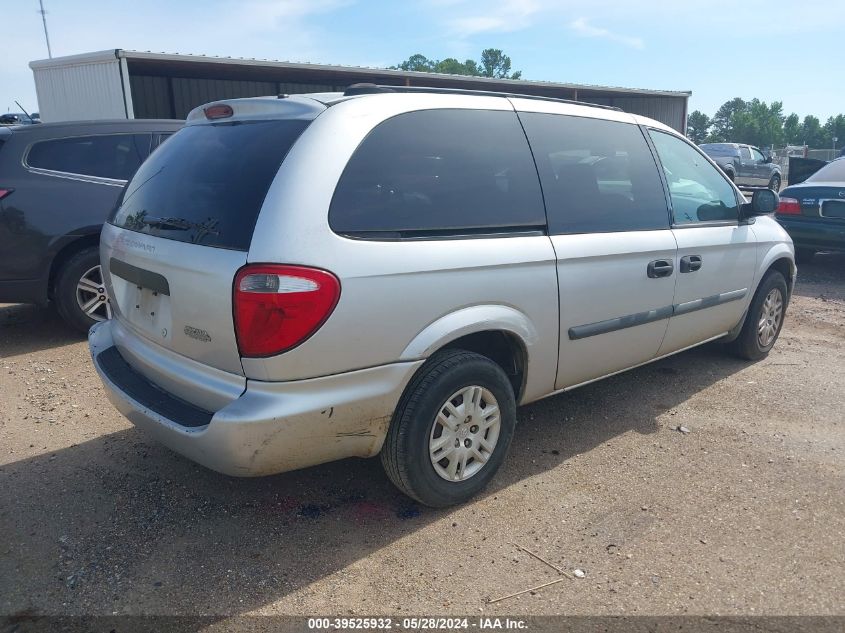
[27,134,151,180]
[329,109,546,237]
[111,119,310,251]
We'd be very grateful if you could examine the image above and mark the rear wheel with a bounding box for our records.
[728,270,788,361]
[381,349,516,507]
[54,246,111,333]
[768,174,781,191]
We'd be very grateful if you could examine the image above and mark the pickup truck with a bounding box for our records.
[699,142,782,191]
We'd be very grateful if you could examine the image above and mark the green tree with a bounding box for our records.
[393,54,435,72]
[709,97,747,141]
[686,110,711,143]
[822,114,845,149]
[752,99,784,147]
[433,58,479,76]
[479,48,522,79]
[801,115,824,147]
[392,49,521,80]
[783,113,801,145]
[706,97,785,147]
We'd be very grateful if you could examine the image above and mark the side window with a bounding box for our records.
[27,134,149,181]
[329,109,545,237]
[739,146,752,160]
[751,148,765,162]
[519,113,669,234]
[648,130,739,224]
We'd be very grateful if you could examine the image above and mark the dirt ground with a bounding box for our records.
[0,254,843,623]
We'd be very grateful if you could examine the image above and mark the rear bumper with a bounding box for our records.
[89,320,422,476]
[777,217,845,252]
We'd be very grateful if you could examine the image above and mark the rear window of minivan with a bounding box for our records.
[110,119,309,251]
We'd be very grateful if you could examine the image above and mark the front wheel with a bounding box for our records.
[381,349,516,507]
[768,174,781,192]
[54,246,111,333]
[728,270,788,361]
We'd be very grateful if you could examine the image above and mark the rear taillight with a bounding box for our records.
[777,197,801,215]
[233,265,340,357]
[0,188,13,200]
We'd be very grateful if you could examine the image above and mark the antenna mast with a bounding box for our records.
[38,0,52,58]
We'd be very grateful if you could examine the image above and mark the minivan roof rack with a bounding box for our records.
[342,83,623,112]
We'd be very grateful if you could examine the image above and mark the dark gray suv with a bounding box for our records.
[0,119,182,331]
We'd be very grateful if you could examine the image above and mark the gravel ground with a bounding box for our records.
[0,254,843,621]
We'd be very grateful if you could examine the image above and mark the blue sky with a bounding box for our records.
[2,0,842,122]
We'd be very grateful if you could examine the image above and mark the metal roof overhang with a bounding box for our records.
[31,49,689,101]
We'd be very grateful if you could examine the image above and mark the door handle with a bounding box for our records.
[647,259,674,278]
[680,255,703,273]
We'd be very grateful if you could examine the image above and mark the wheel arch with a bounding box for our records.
[399,305,538,403]
[47,233,101,299]
[726,247,795,344]
[758,249,796,300]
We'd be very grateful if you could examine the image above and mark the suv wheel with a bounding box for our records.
[729,270,788,361]
[55,246,111,333]
[768,174,781,192]
[381,349,516,507]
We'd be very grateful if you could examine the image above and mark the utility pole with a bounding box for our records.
[38,0,52,58]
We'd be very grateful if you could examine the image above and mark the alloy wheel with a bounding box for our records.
[429,385,501,482]
[76,265,111,322]
[757,288,783,348]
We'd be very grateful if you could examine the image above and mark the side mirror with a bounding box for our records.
[764,155,773,164]
[742,188,779,218]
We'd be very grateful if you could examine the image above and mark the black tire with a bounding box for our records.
[795,248,816,264]
[725,170,735,182]
[54,246,110,334]
[768,173,781,192]
[381,349,516,507]
[729,270,788,361]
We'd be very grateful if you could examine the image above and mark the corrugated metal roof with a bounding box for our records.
[30,49,691,98]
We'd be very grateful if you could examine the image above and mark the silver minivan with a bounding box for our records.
[89,86,795,507]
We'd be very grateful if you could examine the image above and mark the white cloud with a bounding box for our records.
[570,17,644,49]
[446,0,541,36]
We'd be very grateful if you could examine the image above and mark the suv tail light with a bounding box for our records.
[0,188,13,200]
[233,265,340,357]
[777,197,801,215]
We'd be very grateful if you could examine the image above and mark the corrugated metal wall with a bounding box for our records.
[611,97,687,133]
[130,76,341,119]
[127,72,688,133]
[32,60,127,122]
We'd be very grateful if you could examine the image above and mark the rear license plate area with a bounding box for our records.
[109,258,173,343]
[821,200,845,219]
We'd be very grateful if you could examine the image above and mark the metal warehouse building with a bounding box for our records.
[30,49,690,132]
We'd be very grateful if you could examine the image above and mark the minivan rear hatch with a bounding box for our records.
[103,97,323,376]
